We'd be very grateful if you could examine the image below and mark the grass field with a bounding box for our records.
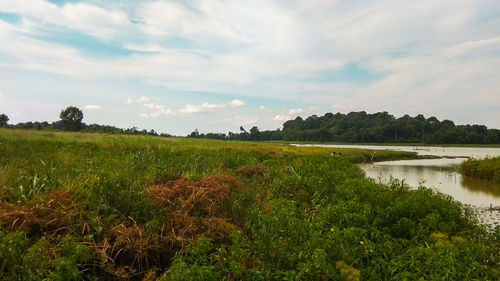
[0,129,499,280]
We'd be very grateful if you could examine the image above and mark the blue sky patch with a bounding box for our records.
[138,79,301,109]
[310,63,383,85]
[46,0,79,6]
[32,30,134,58]
[0,12,21,24]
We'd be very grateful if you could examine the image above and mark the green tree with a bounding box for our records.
[249,126,261,140]
[0,114,9,127]
[189,129,200,138]
[59,106,83,131]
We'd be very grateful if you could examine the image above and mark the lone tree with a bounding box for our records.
[60,106,83,131]
[0,114,9,127]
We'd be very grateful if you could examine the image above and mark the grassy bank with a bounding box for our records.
[460,156,500,183]
[0,129,498,280]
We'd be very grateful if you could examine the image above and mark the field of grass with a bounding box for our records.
[0,129,499,280]
[460,156,500,184]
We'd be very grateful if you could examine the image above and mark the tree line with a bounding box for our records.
[0,106,172,137]
[190,111,500,144]
[2,107,499,144]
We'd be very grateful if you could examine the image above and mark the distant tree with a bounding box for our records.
[415,114,426,122]
[0,114,9,127]
[283,116,304,130]
[59,106,83,131]
[189,129,200,138]
[427,116,439,123]
[324,112,334,119]
[249,126,261,140]
[441,119,455,128]
[190,111,500,144]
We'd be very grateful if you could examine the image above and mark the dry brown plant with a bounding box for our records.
[0,188,79,237]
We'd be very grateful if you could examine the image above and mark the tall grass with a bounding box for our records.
[0,129,498,280]
[460,156,500,183]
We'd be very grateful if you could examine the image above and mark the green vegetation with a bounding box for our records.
[59,106,84,131]
[3,108,500,144]
[192,111,500,144]
[460,156,500,183]
[0,108,170,137]
[0,114,8,128]
[0,129,499,280]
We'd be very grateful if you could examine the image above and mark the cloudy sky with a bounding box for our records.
[0,0,499,135]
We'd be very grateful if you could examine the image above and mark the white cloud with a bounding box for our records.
[258,105,271,112]
[0,93,60,124]
[1,0,500,131]
[274,114,292,122]
[136,0,259,43]
[0,1,345,88]
[10,111,22,118]
[0,0,130,40]
[122,43,168,53]
[138,108,174,119]
[213,118,232,124]
[273,106,322,123]
[234,116,258,126]
[288,108,303,115]
[125,98,246,118]
[178,102,227,114]
[229,99,245,107]
[85,104,101,110]
[136,96,151,103]
[177,100,246,114]
[332,104,342,110]
[126,96,162,108]
[149,108,173,118]
[124,96,174,118]
[213,116,258,126]
[445,35,500,58]
[142,103,166,109]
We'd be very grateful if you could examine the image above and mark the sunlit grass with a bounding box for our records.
[0,128,498,280]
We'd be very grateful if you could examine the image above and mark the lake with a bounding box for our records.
[294,144,500,226]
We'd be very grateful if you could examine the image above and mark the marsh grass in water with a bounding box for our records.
[0,129,498,280]
[460,156,500,183]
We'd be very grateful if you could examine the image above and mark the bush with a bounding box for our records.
[460,156,500,183]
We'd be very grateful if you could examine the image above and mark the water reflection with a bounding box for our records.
[295,144,500,158]
[295,144,500,224]
[461,176,500,197]
[361,162,500,208]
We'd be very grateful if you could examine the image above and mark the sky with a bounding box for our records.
[0,0,499,135]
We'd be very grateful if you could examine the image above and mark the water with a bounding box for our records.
[295,143,500,158]
[361,161,500,207]
[295,144,500,225]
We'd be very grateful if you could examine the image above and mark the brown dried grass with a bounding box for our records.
[235,165,269,177]
[148,174,239,217]
[147,174,240,243]
[0,188,79,237]
[202,217,237,239]
[108,224,162,273]
[100,175,242,279]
